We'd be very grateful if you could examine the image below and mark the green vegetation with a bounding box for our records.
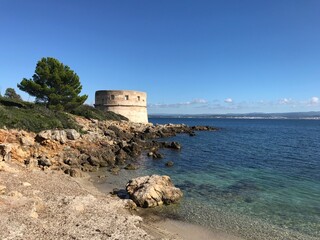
[0,96,78,132]
[18,57,88,111]
[0,97,127,133]
[71,104,128,121]
[4,88,22,101]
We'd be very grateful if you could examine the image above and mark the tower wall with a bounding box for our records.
[95,90,148,123]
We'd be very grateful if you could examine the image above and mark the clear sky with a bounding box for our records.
[1,0,319,114]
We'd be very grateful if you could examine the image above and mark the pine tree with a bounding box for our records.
[18,57,88,111]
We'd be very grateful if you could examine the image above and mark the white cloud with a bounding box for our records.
[310,96,319,105]
[148,98,208,108]
[224,98,233,103]
[190,98,208,104]
[279,98,292,105]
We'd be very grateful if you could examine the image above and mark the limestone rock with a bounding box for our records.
[36,130,67,144]
[20,135,35,146]
[0,144,12,161]
[65,129,80,140]
[126,175,183,208]
[51,130,67,144]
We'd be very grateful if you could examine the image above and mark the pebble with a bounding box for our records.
[22,182,32,187]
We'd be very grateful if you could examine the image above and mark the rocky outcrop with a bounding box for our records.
[0,117,218,177]
[126,175,183,208]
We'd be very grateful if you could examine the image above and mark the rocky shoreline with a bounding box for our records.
[0,117,217,178]
[0,117,218,239]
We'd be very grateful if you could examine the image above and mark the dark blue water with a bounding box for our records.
[101,118,320,240]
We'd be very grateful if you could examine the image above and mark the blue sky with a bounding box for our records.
[1,0,319,114]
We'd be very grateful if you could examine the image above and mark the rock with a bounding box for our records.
[108,125,132,140]
[118,141,128,149]
[115,149,128,165]
[65,129,80,140]
[165,161,174,167]
[0,144,12,161]
[122,199,137,210]
[63,158,79,167]
[126,175,183,208]
[36,130,52,141]
[81,164,98,172]
[124,163,139,170]
[36,130,67,144]
[51,130,67,144]
[189,132,196,137]
[37,156,52,167]
[100,148,116,167]
[170,142,181,150]
[24,158,38,168]
[147,152,153,157]
[64,168,84,177]
[111,188,120,195]
[110,188,129,199]
[0,185,6,194]
[124,142,141,157]
[152,152,163,159]
[87,156,101,166]
[20,135,35,146]
[109,166,121,175]
[22,182,32,187]
[104,129,117,138]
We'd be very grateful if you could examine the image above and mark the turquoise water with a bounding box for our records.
[98,118,320,240]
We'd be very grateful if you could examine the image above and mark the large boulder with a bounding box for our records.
[126,175,183,208]
[36,130,67,144]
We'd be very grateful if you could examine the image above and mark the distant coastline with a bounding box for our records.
[149,111,320,120]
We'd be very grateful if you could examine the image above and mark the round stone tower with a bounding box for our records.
[94,90,148,123]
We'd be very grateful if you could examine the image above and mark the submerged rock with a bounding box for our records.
[165,161,174,167]
[126,175,183,208]
[124,163,139,170]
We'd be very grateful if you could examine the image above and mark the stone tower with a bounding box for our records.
[94,90,148,123]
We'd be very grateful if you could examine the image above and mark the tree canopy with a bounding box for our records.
[4,88,22,101]
[18,57,88,111]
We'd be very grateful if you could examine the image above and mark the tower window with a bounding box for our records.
[137,96,140,101]
[125,95,129,100]
[111,95,115,100]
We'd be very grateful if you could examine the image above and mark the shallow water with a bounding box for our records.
[96,118,320,240]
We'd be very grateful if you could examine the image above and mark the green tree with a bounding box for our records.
[18,57,88,111]
[4,88,22,101]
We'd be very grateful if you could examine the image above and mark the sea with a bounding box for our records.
[96,118,320,240]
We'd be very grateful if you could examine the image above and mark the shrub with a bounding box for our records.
[71,105,128,121]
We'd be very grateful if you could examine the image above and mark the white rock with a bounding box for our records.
[126,175,183,208]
